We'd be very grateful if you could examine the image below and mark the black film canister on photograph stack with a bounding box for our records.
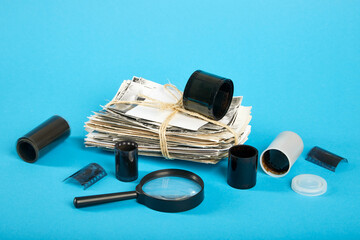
[183,70,234,121]
[115,141,138,182]
[16,115,70,163]
[227,145,258,189]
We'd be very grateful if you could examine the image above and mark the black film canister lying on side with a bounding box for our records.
[115,141,138,182]
[16,115,70,163]
[227,145,258,189]
[183,70,234,121]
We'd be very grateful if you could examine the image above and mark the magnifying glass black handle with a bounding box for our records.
[73,191,137,208]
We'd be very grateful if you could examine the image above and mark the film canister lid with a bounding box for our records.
[183,70,234,121]
[291,174,327,196]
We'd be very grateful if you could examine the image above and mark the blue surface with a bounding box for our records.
[1,1,359,239]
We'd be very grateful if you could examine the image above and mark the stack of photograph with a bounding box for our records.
[84,77,252,164]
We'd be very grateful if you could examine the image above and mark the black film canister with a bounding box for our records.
[16,115,70,163]
[227,145,258,189]
[183,70,234,121]
[115,141,138,182]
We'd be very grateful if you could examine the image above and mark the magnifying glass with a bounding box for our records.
[73,169,204,212]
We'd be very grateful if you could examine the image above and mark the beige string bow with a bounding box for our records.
[106,84,239,159]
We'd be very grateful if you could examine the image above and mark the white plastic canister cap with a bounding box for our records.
[291,174,327,196]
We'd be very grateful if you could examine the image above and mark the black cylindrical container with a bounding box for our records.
[183,70,234,120]
[115,141,138,182]
[227,145,258,189]
[16,115,70,163]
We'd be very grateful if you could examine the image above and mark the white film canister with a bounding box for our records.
[260,131,304,177]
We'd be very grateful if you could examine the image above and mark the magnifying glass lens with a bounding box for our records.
[142,176,202,200]
[73,169,204,212]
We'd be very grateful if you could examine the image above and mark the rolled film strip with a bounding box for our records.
[64,163,107,189]
[306,146,347,172]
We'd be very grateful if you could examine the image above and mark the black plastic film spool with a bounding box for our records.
[115,141,138,182]
[183,70,234,121]
[16,115,70,163]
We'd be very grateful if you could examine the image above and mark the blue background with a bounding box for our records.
[1,1,359,239]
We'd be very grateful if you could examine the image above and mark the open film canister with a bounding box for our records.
[16,115,70,163]
[260,131,304,177]
[115,141,138,182]
[73,169,204,213]
[227,145,258,189]
[183,70,234,121]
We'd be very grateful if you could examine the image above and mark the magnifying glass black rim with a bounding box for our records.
[136,169,204,213]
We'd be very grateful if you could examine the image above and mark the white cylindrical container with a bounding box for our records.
[260,131,304,177]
